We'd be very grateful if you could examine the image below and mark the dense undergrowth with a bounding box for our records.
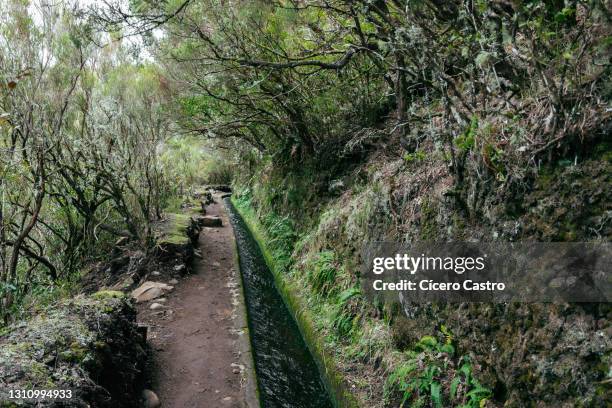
[233,134,610,406]
[233,191,497,407]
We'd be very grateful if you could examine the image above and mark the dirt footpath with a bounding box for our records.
[138,196,256,408]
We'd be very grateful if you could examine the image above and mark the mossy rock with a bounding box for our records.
[154,213,200,261]
[92,290,125,300]
[0,293,146,407]
[160,213,192,244]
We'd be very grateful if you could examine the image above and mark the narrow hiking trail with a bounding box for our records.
[137,196,254,408]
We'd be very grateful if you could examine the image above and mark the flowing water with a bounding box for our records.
[225,198,333,408]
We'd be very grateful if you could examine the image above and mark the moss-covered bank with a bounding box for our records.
[231,196,361,408]
[228,206,261,408]
[0,292,146,407]
[231,135,611,407]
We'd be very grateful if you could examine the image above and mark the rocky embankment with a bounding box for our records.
[0,292,146,407]
[0,191,223,407]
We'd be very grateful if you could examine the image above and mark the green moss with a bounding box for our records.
[25,360,56,388]
[160,234,190,245]
[68,341,90,362]
[1,295,118,385]
[419,200,438,240]
[0,345,57,389]
[92,290,125,300]
[158,213,192,245]
[231,196,361,408]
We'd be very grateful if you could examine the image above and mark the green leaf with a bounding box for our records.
[416,335,438,350]
[450,376,461,400]
[338,287,360,303]
[466,382,492,401]
[440,343,455,355]
[459,363,472,379]
[430,382,442,407]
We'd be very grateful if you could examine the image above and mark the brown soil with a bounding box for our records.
[137,197,249,408]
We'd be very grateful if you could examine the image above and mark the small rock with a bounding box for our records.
[156,297,167,303]
[151,271,161,276]
[149,303,164,310]
[131,281,174,303]
[213,261,221,267]
[173,264,186,272]
[169,278,179,285]
[135,286,163,302]
[142,389,160,408]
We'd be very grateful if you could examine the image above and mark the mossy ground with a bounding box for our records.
[0,291,146,407]
[158,213,193,246]
[231,196,361,408]
[232,194,499,408]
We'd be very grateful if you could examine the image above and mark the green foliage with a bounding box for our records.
[331,287,361,338]
[0,0,184,321]
[455,116,479,152]
[160,136,226,195]
[234,189,297,272]
[180,95,213,117]
[384,331,492,408]
[307,251,337,296]
[403,150,427,163]
[202,157,233,185]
